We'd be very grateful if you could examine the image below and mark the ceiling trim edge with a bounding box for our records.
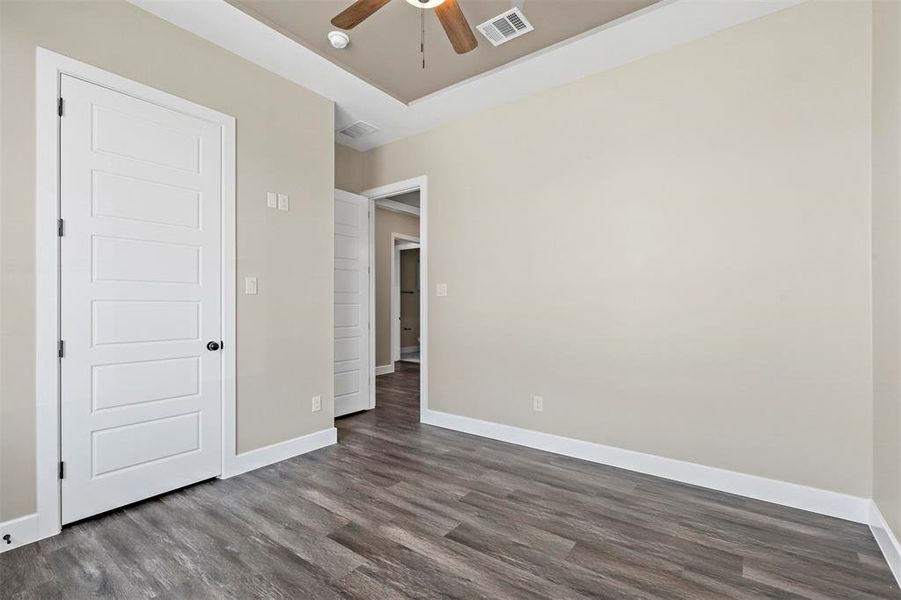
[128,0,804,152]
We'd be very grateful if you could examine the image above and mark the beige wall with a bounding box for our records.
[873,0,901,536]
[374,208,420,367]
[1,0,335,520]
[335,144,366,194]
[360,0,874,497]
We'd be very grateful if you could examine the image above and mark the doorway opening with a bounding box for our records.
[333,176,428,423]
[373,191,420,378]
[363,177,428,420]
[392,234,421,365]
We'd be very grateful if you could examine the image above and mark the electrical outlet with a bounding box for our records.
[533,395,543,412]
[244,276,258,295]
[436,283,448,297]
[312,395,322,412]
[266,192,277,209]
[277,193,290,211]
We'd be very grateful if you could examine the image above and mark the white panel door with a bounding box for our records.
[60,75,223,524]
[334,190,371,417]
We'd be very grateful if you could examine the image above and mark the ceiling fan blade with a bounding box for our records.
[331,0,392,30]
[434,0,478,54]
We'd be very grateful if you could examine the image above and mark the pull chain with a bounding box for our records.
[421,7,425,69]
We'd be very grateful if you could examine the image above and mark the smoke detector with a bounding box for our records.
[476,7,533,46]
[328,30,350,49]
[338,121,379,139]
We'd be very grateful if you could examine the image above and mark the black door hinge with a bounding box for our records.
[57,219,64,237]
[59,461,65,479]
[58,340,65,358]
[58,98,64,117]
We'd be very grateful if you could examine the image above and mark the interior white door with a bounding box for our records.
[60,75,223,524]
[334,190,371,417]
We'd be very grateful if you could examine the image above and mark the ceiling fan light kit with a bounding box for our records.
[331,0,477,55]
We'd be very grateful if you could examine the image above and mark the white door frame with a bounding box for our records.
[391,234,420,362]
[362,177,428,416]
[34,48,237,541]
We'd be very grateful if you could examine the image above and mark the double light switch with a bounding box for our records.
[266,191,290,211]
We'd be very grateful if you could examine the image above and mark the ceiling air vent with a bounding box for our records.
[338,121,379,139]
[476,7,534,47]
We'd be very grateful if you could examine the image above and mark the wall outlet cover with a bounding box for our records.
[244,276,258,295]
[266,192,277,209]
[436,283,448,297]
[277,193,290,211]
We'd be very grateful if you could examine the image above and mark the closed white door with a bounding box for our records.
[60,75,223,524]
[334,190,371,417]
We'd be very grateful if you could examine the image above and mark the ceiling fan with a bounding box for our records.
[331,0,478,55]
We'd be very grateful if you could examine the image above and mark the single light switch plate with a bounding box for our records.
[244,277,258,295]
[277,193,290,211]
[436,283,448,297]
[312,395,322,412]
[266,192,277,209]
[533,395,543,412]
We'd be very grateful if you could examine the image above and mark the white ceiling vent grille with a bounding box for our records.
[338,121,379,139]
[476,7,533,47]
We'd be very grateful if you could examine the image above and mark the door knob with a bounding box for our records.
[207,341,221,351]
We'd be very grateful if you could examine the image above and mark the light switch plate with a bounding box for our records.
[312,395,322,413]
[266,192,277,209]
[244,277,258,295]
[277,193,290,211]
[533,395,544,412]
[436,283,448,297]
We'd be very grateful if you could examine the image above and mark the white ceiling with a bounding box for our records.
[129,0,803,152]
[389,191,420,208]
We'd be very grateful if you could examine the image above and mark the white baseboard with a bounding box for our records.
[223,427,337,478]
[375,364,395,376]
[0,513,39,554]
[420,409,870,524]
[871,502,901,588]
[3,428,337,553]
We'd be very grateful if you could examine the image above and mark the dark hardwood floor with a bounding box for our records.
[2,361,898,598]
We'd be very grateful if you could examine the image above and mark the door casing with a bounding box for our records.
[35,48,237,541]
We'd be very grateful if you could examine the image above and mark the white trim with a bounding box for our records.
[368,198,376,409]
[390,232,420,363]
[375,364,395,376]
[128,0,803,151]
[220,85,239,485]
[871,502,901,588]
[376,198,420,217]
[363,177,429,417]
[400,345,420,354]
[34,48,237,542]
[0,514,40,554]
[35,47,63,544]
[421,409,871,524]
[223,428,337,478]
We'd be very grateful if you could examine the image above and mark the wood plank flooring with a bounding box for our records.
[2,361,898,598]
